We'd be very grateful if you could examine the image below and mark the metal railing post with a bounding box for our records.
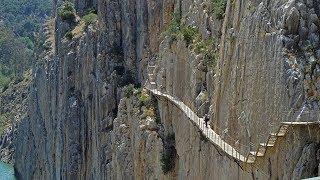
[232,146,233,157]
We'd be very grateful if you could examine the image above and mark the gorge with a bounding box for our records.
[0,0,320,179]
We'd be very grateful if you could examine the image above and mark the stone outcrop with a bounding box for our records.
[111,95,165,179]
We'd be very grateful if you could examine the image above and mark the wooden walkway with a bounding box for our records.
[145,65,319,164]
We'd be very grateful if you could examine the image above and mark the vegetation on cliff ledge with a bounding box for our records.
[58,1,76,20]
[165,14,218,70]
[68,8,98,40]
[211,0,227,20]
[82,11,98,26]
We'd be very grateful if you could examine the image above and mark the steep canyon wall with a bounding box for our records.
[13,0,320,179]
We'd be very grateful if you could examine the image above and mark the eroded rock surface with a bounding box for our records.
[13,0,320,179]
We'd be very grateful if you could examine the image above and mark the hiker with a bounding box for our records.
[204,114,209,128]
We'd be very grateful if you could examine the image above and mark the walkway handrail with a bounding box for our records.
[145,87,246,162]
[145,65,320,165]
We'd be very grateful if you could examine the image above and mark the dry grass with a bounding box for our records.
[143,107,156,118]
[72,20,86,39]
[44,18,56,52]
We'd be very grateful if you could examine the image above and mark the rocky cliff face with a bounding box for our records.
[14,0,174,178]
[212,0,320,155]
[0,71,32,164]
[13,0,320,179]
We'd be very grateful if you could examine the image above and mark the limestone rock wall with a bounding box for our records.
[157,96,320,179]
[14,0,175,179]
[211,0,320,154]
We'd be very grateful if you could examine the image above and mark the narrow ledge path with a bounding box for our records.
[146,87,246,162]
[145,65,320,165]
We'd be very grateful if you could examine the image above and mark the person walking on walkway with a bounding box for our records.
[204,114,209,128]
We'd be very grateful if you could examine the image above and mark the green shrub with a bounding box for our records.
[165,13,200,47]
[194,37,217,69]
[165,13,182,42]
[124,84,134,98]
[165,13,217,69]
[143,107,155,118]
[58,1,75,20]
[160,148,175,174]
[212,0,227,20]
[138,90,151,106]
[181,25,198,46]
[85,7,97,15]
[43,41,51,50]
[305,42,315,52]
[65,31,74,40]
[82,12,98,26]
[133,87,142,95]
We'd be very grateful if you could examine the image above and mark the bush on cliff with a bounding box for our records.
[0,113,10,135]
[194,37,217,69]
[65,31,74,40]
[212,0,227,20]
[82,12,98,26]
[181,25,198,46]
[165,13,217,70]
[165,13,181,42]
[124,84,134,98]
[138,89,151,106]
[0,73,10,92]
[58,1,75,20]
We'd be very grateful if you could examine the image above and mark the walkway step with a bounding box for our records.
[270,133,284,137]
[250,150,264,157]
[278,125,289,136]
[260,143,272,147]
[267,135,277,146]
[148,74,155,80]
[257,145,267,156]
[246,154,256,163]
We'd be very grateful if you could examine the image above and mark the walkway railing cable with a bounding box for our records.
[144,63,319,166]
